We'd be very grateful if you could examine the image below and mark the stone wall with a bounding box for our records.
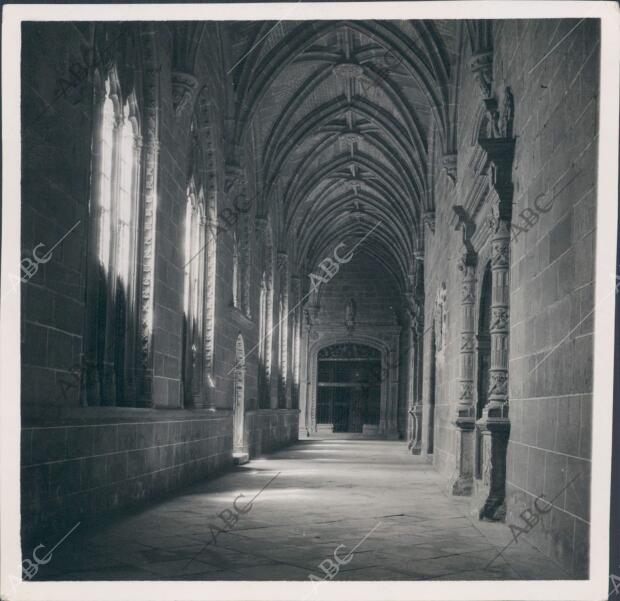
[21,411,232,544]
[20,22,298,545]
[497,19,598,578]
[424,19,598,576]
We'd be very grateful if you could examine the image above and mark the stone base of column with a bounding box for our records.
[477,410,510,521]
[408,437,422,454]
[451,417,475,496]
[450,474,473,496]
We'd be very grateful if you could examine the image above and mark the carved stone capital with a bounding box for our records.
[171,71,198,117]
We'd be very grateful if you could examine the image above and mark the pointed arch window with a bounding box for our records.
[182,178,206,407]
[86,68,142,407]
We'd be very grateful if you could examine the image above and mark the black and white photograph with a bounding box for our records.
[1,2,618,600]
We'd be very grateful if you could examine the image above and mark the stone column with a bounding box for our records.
[450,249,477,495]
[407,322,423,454]
[476,95,515,519]
[386,341,400,439]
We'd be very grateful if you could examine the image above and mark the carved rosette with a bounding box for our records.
[171,71,198,117]
[339,131,363,146]
[332,63,365,79]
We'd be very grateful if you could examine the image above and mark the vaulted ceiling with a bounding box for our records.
[228,20,459,293]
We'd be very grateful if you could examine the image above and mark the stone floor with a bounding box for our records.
[36,439,570,581]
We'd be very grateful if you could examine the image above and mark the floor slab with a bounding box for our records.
[32,439,571,581]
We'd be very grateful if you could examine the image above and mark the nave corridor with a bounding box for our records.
[17,16,599,583]
[35,440,567,582]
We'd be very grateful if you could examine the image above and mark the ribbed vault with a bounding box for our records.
[227,20,458,295]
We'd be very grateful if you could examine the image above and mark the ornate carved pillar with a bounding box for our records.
[451,248,477,495]
[406,253,424,454]
[138,49,160,408]
[447,207,477,494]
[476,89,515,520]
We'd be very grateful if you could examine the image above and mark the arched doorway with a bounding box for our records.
[316,343,381,435]
[476,263,492,479]
[233,334,247,463]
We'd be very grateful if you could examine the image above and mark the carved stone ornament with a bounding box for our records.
[490,308,509,332]
[171,71,198,117]
[500,87,514,139]
[442,153,457,185]
[340,177,364,192]
[491,240,510,268]
[340,131,363,145]
[333,63,365,79]
[318,343,380,360]
[434,283,448,352]
[459,381,473,401]
[424,211,436,234]
[488,372,508,397]
[470,51,493,99]
[460,334,475,352]
[480,87,514,141]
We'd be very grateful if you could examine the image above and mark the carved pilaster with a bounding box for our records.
[455,252,477,427]
[138,39,160,408]
[476,95,515,519]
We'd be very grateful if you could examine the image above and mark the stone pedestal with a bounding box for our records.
[450,416,475,496]
[477,403,510,520]
[408,404,423,454]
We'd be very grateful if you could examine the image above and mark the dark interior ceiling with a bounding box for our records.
[226,20,459,293]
